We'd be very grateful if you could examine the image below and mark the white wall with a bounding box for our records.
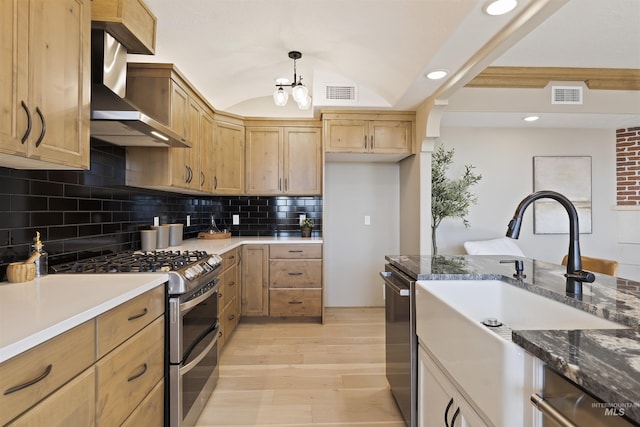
[434,127,620,270]
[324,162,400,307]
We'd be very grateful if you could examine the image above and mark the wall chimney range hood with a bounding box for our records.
[90,30,189,148]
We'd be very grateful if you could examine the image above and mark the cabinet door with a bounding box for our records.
[213,121,245,194]
[324,119,367,153]
[170,81,189,140]
[199,111,215,193]
[284,127,322,195]
[241,244,269,316]
[186,98,201,190]
[26,0,90,169]
[245,127,283,194]
[0,0,28,157]
[369,120,411,154]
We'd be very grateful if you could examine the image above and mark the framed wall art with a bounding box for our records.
[533,156,592,234]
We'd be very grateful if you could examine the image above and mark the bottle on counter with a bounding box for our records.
[32,231,48,277]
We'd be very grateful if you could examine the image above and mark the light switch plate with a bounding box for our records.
[153,216,160,226]
[299,214,306,224]
[233,215,240,225]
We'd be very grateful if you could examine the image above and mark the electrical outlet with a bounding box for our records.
[153,216,160,226]
[299,214,306,224]
[186,215,191,227]
[233,215,240,225]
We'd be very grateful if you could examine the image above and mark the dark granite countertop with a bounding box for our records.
[386,254,640,424]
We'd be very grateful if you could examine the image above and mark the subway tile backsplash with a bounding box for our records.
[0,141,322,277]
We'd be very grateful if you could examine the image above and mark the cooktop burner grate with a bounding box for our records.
[52,250,209,274]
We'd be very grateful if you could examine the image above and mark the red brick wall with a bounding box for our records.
[617,127,640,205]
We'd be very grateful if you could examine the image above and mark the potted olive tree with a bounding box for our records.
[300,218,314,237]
[431,145,482,255]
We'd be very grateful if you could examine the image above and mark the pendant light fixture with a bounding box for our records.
[273,51,312,109]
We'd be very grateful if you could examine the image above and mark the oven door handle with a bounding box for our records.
[181,279,220,314]
[181,324,220,375]
[380,271,410,297]
[530,393,578,427]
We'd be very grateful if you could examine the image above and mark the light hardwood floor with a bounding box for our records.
[195,307,405,427]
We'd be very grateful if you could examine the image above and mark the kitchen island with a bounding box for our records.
[386,254,640,424]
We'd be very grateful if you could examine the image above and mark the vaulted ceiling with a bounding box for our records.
[129,0,640,128]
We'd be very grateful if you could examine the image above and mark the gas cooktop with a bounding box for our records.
[51,250,210,274]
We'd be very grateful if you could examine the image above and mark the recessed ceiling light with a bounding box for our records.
[484,0,517,16]
[425,69,448,80]
[523,115,540,122]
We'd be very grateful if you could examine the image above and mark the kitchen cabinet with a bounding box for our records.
[245,122,322,195]
[7,368,96,427]
[212,118,245,194]
[125,63,219,195]
[0,321,95,426]
[219,247,241,348]
[0,0,90,170]
[269,244,323,318]
[96,316,164,426]
[418,344,488,427]
[91,0,157,55]
[323,112,414,157]
[241,244,269,317]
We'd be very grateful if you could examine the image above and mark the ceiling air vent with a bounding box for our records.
[325,85,357,101]
[551,85,583,105]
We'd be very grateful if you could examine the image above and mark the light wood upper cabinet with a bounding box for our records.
[213,120,245,194]
[245,125,322,196]
[0,0,90,170]
[91,0,157,55]
[199,112,215,193]
[323,112,414,157]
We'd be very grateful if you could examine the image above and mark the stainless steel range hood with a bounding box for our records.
[90,30,189,148]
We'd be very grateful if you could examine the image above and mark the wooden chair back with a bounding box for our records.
[561,255,619,276]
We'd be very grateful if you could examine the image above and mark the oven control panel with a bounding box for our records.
[184,255,222,280]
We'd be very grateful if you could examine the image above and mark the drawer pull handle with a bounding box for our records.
[288,300,303,304]
[288,250,304,253]
[219,293,223,298]
[128,307,148,321]
[229,256,235,260]
[4,364,52,395]
[288,272,303,276]
[228,281,236,286]
[127,363,148,382]
[228,314,235,320]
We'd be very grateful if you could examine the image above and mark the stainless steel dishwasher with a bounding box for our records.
[380,264,417,427]
[531,365,638,426]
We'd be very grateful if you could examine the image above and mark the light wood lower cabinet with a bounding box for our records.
[0,321,95,425]
[219,247,241,348]
[268,244,323,318]
[96,316,165,426]
[0,285,165,426]
[7,367,96,427]
[241,244,270,317]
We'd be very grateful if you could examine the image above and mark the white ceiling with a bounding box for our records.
[129,0,640,128]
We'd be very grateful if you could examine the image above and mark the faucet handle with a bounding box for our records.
[500,259,526,279]
[565,270,596,283]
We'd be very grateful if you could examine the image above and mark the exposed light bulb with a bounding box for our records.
[485,0,517,16]
[273,87,288,106]
[297,95,312,110]
[292,82,308,103]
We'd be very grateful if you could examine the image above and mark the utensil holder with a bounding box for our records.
[7,262,36,283]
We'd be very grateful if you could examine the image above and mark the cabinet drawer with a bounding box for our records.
[7,367,96,427]
[269,260,322,288]
[270,244,321,259]
[219,268,239,309]
[96,316,164,426]
[121,379,164,427]
[219,298,239,349]
[0,321,95,426]
[269,289,322,317]
[221,248,239,270]
[96,285,164,357]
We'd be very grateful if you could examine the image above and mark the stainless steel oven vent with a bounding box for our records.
[325,85,357,101]
[551,85,583,104]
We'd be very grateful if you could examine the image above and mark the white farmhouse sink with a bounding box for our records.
[415,280,627,427]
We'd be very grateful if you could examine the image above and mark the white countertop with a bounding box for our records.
[0,236,322,363]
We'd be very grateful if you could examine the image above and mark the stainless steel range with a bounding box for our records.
[54,250,223,427]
